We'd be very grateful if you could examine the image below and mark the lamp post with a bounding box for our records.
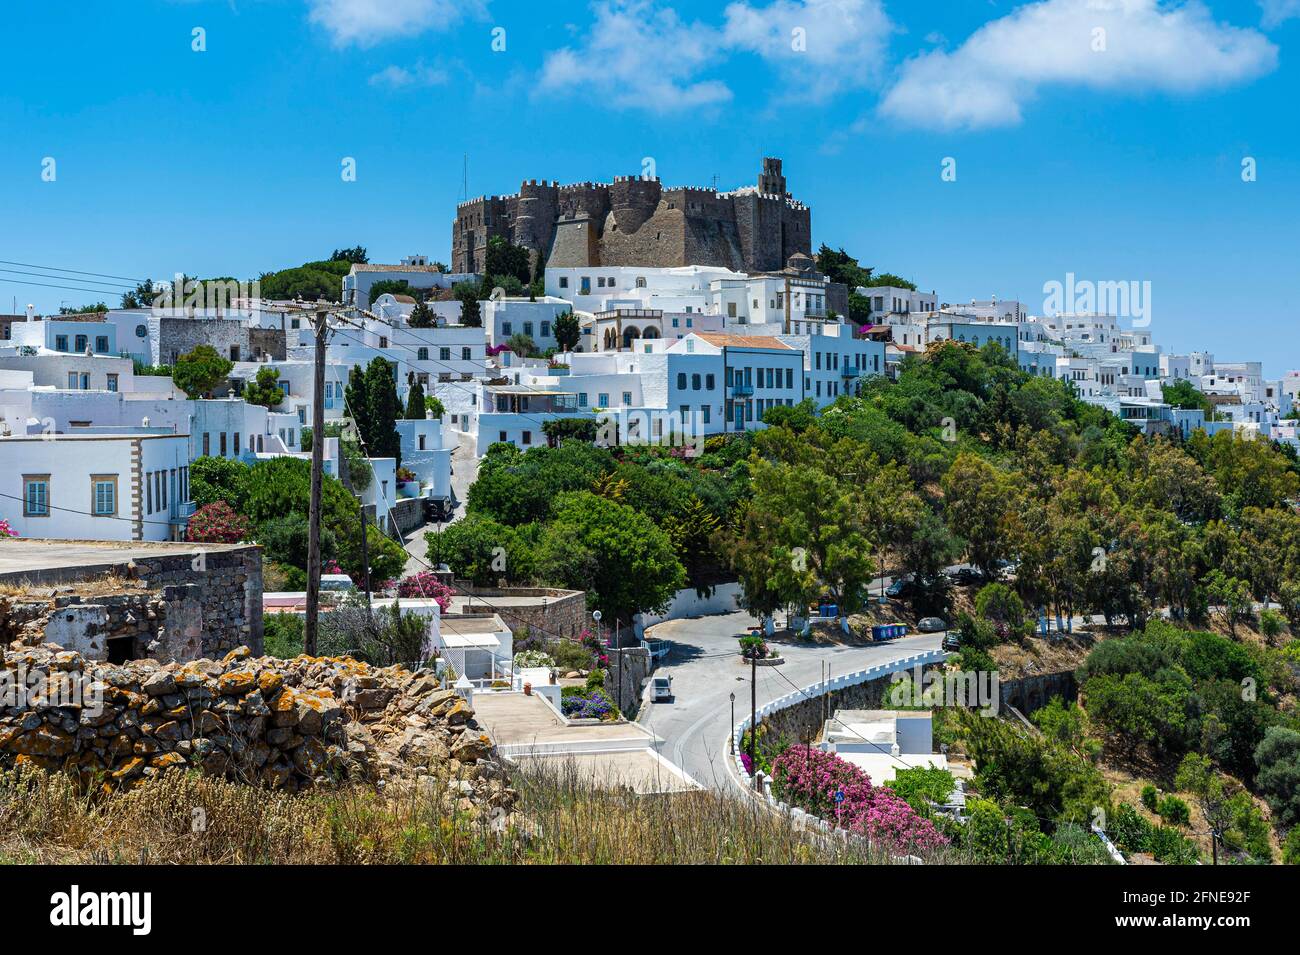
[729,692,735,753]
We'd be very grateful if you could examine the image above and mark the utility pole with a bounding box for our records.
[304,307,328,655]
[358,500,372,617]
[783,275,791,335]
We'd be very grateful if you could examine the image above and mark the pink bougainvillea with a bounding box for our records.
[392,571,454,612]
[0,519,17,539]
[771,746,948,854]
[186,501,251,544]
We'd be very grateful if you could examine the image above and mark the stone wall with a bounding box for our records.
[0,642,517,821]
[0,544,263,664]
[387,497,425,537]
[153,316,249,366]
[999,669,1077,717]
[248,327,286,361]
[605,645,651,716]
[454,585,589,641]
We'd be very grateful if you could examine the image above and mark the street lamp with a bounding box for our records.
[730,693,736,753]
[592,609,602,646]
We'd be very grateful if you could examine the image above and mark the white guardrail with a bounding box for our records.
[730,649,949,806]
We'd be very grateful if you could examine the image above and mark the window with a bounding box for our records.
[24,476,49,516]
[95,336,109,353]
[417,347,429,361]
[202,433,210,456]
[622,391,632,406]
[75,334,88,352]
[541,321,551,338]
[580,277,591,295]
[92,475,117,516]
[672,317,680,328]
[106,373,118,392]
[680,404,690,421]
[461,347,471,360]
[706,374,715,389]
[702,405,711,424]
[55,335,68,351]
[440,347,451,361]
[598,393,609,407]
[234,432,240,456]
[786,368,793,388]
[499,430,508,443]
[501,322,512,336]
[521,430,532,445]
[559,277,569,289]
[146,472,153,512]
[68,372,79,389]
[691,373,701,390]
[524,322,534,336]
[677,372,687,389]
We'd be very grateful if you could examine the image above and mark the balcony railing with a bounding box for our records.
[841,366,860,378]
[730,382,754,396]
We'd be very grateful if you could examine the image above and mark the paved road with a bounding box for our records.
[639,609,943,791]
[402,431,479,574]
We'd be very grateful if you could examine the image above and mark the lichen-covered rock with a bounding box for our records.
[0,643,515,817]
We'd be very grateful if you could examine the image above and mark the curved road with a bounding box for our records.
[639,610,942,790]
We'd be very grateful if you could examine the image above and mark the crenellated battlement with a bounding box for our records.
[450,157,811,274]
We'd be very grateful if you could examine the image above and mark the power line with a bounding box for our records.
[0,259,151,283]
[0,267,138,291]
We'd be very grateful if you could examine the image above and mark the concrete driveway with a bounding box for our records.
[640,609,942,790]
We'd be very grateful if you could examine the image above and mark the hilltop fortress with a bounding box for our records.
[451,157,811,276]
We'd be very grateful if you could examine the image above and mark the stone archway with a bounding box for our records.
[622,326,643,349]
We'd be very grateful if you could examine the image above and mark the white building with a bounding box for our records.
[2,432,192,541]
[342,260,476,309]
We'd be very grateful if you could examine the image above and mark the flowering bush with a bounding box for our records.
[561,689,615,720]
[771,746,948,854]
[187,501,251,544]
[0,519,17,539]
[739,635,768,660]
[514,649,555,668]
[392,571,454,612]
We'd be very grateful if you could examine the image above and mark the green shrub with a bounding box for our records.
[1156,795,1190,826]
[1140,784,1159,811]
[263,612,304,659]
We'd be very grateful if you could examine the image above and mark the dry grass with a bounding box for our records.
[0,761,960,865]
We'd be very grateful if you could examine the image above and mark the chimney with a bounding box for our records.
[25,304,35,321]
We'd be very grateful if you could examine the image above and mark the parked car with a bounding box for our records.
[941,631,961,652]
[651,674,673,702]
[945,567,981,586]
[917,616,948,633]
[885,574,916,599]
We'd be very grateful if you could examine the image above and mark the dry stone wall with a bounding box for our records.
[0,641,517,821]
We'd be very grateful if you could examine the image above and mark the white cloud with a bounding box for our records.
[540,0,892,112]
[722,0,895,97]
[539,1,732,113]
[368,62,451,89]
[307,0,483,47]
[1259,0,1300,28]
[879,0,1278,131]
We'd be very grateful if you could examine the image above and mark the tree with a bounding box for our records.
[172,344,233,399]
[484,236,531,287]
[120,279,158,309]
[424,395,445,419]
[241,366,284,409]
[1254,726,1300,828]
[428,514,534,586]
[346,358,402,467]
[330,246,368,264]
[453,281,481,327]
[535,491,685,624]
[1083,671,1192,757]
[408,301,435,328]
[1202,569,1252,637]
[404,372,426,420]
[505,333,538,357]
[942,452,1017,577]
[541,418,598,446]
[553,309,580,351]
[190,455,251,511]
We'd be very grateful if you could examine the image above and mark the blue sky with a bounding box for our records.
[3,0,1299,372]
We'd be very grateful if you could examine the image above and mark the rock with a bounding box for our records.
[142,671,177,697]
[216,669,256,695]
[450,732,493,763]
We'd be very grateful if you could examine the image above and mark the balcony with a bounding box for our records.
[841,366,860,378]
[730,382,754,397]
